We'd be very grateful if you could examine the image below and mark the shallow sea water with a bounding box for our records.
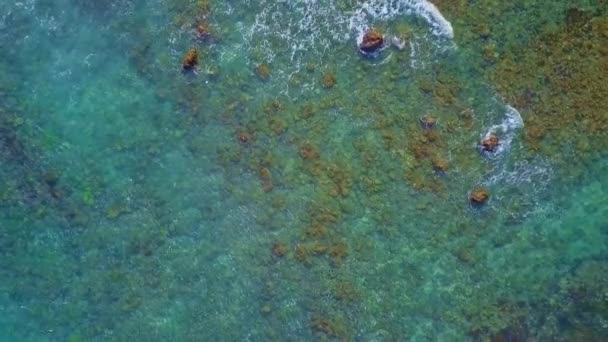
[0,0,607,341]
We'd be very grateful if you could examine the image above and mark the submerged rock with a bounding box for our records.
[432,157,448,173]
[480,134,499,152]
[182,48,198,70]
[237,131,251,144]
[420,115,437,129]
[260,167,273,192]
[321,72,336,88]
[260,304,272,315]
[272,242,286,257]
[197,23,209,39]
[359,29,384,53]
[256,64,270,80]
[44,172,59,187]
[469,188,490,204]
[299,143,319,160]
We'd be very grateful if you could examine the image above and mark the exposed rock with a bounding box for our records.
[359,29,384,53]
[182,48,198,70]
[480,134,499,152]
[469,188,490,204]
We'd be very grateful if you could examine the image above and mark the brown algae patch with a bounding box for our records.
[492,13,608,163]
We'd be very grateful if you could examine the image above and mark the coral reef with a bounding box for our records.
[5,1,608,340]
[488,7,608,167]
[329,242,348,265]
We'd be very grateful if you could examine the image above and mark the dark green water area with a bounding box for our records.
[1,0,607,340]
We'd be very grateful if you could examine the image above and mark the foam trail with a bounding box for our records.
[481,105,524,157]
[233,0,456,92]
[476,107,551,217]
[409,0,454,38]
[483,158,554,219]
[486,159,552,188]
[351,0,454,41]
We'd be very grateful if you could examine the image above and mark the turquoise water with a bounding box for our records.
[1,0,607,340]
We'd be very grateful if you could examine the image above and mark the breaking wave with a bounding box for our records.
[236,0,454,67]
[350,0,454,42]
[474,106,553,218]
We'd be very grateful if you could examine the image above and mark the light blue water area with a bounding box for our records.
[1,0,607,340]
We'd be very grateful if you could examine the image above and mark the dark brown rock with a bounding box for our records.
[469,188,490,204]
[480,134,499,152]
[360,29,384,53]
[182,48,198,70]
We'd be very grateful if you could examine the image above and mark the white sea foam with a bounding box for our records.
[391,35,407,49]
[483,158,554,219]
[485,159,552,188]
[409,39,424,68]
[474,106,554,218]
[235,0,454,75]
[350,0,454,43]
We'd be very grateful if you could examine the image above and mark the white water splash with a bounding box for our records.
[486,159,552,188]
[391,35,407,49]
[350,0,454,44]
[237,0,454,68]
[483,158,554,219]
[475,106,554,218]
[480,105,524,158]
